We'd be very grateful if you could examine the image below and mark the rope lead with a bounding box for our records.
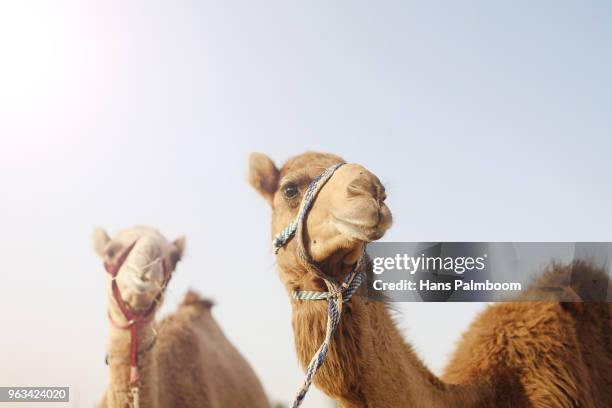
[290,262,365,408]
[131,386,140,408]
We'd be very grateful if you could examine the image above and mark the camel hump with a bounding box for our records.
[180,290,214,310]
[565,260,609,302]
[537,260,609,302]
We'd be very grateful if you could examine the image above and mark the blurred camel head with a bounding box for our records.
[93,225,185,313]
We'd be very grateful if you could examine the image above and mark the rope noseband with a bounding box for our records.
[272,162,367,408]
[103,239,172,408]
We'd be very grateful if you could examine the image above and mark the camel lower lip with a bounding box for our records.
[333,211,380,227]
[332,215,383,241]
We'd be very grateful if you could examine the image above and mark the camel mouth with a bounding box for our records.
[128,274,158,293]
[332,212,389,242]
[113,272,164,312]
[121,288,160,312]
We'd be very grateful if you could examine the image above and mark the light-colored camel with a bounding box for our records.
[93,225,268,408]
[249,151,612,408]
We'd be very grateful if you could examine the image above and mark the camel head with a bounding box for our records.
[249,151,392,286]
[92,225,185,313]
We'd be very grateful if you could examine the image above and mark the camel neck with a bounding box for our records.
[105,306,158,408]
[286,267,493,407]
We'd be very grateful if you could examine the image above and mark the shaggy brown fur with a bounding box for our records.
[445,262,612,407]
[101,291,269,408]
[249,151,612,408]
[95,227,268,408]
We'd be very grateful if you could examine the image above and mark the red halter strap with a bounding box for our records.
[104,240,171,385]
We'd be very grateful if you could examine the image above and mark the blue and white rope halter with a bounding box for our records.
[272,162,367,408]
[272,163,345,254]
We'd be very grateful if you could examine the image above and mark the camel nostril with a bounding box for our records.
[347,184,365,197]
[347,178,376,198]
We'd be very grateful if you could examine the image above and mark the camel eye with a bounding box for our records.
[106,244,120,259]
[282,182,299,199]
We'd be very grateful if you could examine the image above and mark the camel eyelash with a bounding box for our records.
[279,175,310,200]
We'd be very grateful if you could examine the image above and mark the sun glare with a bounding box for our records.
[0,2,105,168]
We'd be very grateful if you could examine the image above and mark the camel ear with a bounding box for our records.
[248,152,279,206]
[92,227,111,257]
[169,236,186,269]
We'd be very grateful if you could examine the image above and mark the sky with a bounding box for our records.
[0,1,611,407]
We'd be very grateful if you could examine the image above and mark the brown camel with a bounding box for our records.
[249,151,612,408]
[93,225,268,408]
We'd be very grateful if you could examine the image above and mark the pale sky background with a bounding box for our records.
[1,1,611,407]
